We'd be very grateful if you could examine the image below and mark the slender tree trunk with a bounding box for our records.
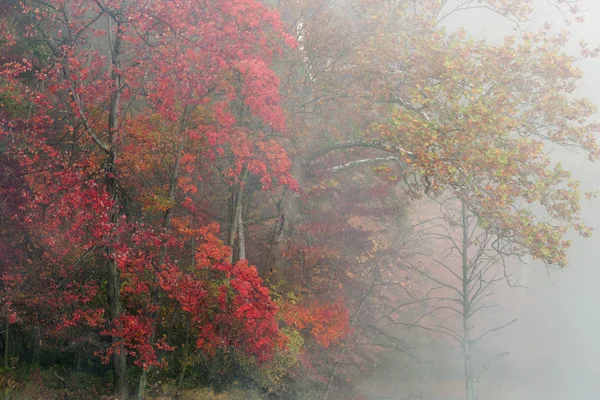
[106,160,128,398]
[4,317,8,369]
[519,254,532,296]
[105,6,128,396]
[264,154,306,279]
[177,316,192,388]
[58,9,128,392]
[237,202,246,260]
[228,167,248,263]
[261,186,294,279]
[177,238,195,388]
[107,248,128,397]
[166,307,178,347]
[461,201,475,400]
[106,157,127,397]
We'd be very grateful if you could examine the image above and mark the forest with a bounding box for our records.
[1,0,599,399]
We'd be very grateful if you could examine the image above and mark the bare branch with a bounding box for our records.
[328,156,401,172]
[470,319,518,347]
[474,351,511,383]
[306,139,416,164]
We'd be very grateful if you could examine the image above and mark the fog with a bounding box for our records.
[361,2,600,398]
[466,4,600,399]
[2,0,600,399]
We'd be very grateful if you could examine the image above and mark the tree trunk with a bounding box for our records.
[4,317,8,369]
[237,201,246,260]
[107,174,128,397]
[177,316,192,388]
[107,247,128,397]
[137,369,149,400]
[105,5,128,396]
[461,201,475,400]
[263,154,304,278]
[177,239,195,388]
[228,167,248,263]
[59,10,128,393]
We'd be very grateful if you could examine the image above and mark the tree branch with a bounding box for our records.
[306,139,415,164]
[328,156,400,172]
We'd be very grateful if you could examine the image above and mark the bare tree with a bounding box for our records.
[383,196,518,400]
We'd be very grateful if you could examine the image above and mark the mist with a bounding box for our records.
[361,2,600,399]
[1,0,599,399]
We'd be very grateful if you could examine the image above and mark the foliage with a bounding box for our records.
[0,0,598,398]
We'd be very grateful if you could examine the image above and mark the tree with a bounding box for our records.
[0,0,295,396]
[379,196,517,400]
[269,0,599,397]
[1,0,599,398]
